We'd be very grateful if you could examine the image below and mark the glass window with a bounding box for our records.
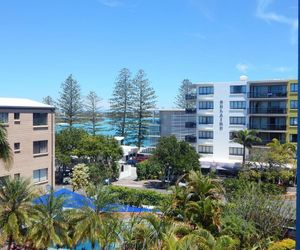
[33,113,48,126]
[199,116,213,124]
[229,147,244,156]
[199,131,213,139]
[14,113,20,120]
[14,173,20,179]
[33,140,48,154]
[230,101,246,109]
[33,168,48,183]
[199,101,214,109]
[290,83,298,92]
[229,131,236,140]
[290,100,298,109]
[199,86,214,95]
[14,143,20,152]
[199,145,213,154]
[0,113,8,123]
[289,134,297,143]
[230,117,246,125]
[230,85,246,94]
[290,117,297,126]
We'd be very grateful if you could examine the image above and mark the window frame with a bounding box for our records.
[199,86,214,95]
[33,168,48,183]
[33,140,48,155]
[230,101,246,109]
[199,101,214,110]
[199,116,214,124]
[229,116,246,125]
[230,85,246,94]
[229,147,244,156]
[198,131,213,139]
[198,145,213,154]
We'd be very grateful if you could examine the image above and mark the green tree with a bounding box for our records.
[232,129,261,165]
[58,74,82,126]
[27,189,70,248]
[109,68,133,139]
[0,178,35,249]
[174,79,194,109]
[71,164,90,191]
[0,124,13,170]
[152,136,199,183]
[131,69,157,147]
[42,95,55,106]
[86,91,102,136]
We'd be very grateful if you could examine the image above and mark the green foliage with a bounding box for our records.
[85,91,101,136]
[0,124,13,170]
[108,185,168,207]
[267,139,296,167]
[174,79,195,109]
[136,159,162,180]
[268,239,296,250]
[71,164,90,191]
[152,135,200,183]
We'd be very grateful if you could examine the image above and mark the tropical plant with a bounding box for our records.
[268,238,295,250]
[27,189,70,248]
[0,124,13,170]
[232,129,261,164]
[0,178,35,249]
[71,163,90,191]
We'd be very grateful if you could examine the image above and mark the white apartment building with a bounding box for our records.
[194,77,248,167]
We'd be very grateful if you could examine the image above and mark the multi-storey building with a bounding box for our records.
[0,98,55,188]
[193,78,248,166]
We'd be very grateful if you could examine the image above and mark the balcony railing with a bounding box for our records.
[248,92,287,98]
[185,122,196,128]
[185,108,197,114]
[185,135,197,143]
[185,94,197,100]
[249,124,286,130]
[248,108,287,114]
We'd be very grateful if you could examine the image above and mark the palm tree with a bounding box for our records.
[27,189,71,249]
[232,129,261,165]
[0,178,35,249]
[0,124,13,170]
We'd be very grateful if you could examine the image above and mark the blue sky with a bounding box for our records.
[0,0,298,108]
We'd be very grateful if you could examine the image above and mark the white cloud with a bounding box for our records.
[273,66,293,73]
[256,0,298,44]
[236,63,249,73]
[97,0,122,7]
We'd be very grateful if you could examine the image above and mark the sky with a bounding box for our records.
[0,0,298,109]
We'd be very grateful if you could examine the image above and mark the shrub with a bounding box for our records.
[108,185,169,207]
[268,239,296,250]
[136,159,162,180]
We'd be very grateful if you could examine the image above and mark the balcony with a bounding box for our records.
[185,135,197,143]
[248,108,287,114]
[185,108,197,114]
[248,92,287,98]
[253,139,286,145]
[249,124,286,131]
[185,122,196,128]
[185,94,197,100]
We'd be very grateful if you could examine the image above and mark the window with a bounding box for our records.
[199,131,213,139]
[14,113,20,120]
[14,173,20,179]
[230,101,246,109]
[199,116,213,124]
[230,85,246,94]
[33,113,48,126]
[289,134,297,143]
[290,117,297,126]
[290,100,298,109]
[199,86,214,95]
[230,117,246,125]
[290,83,298,92]
[0,113,8,124]
[229,147,244,156]
[14,143,20,153]
[199,145,213,154]
[229,131,236,140]
[199,101,214,109]
[33,140,48,154]
[33,168,48,183]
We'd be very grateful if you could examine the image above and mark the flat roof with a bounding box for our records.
[0,98,54,109]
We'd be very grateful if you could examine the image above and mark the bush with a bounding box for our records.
[136,159,162,180]
[268,239,296,250]
[108,185,169,207]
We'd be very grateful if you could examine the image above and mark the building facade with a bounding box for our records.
[0,98,55,188]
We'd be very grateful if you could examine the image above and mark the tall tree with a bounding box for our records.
[58,74,82,126]
[131,69,157,147]
[109,68,133,140]
[175,79,194,109]
[86,91,101,135]
[42,96,55,106]
[0,124,12,170]
[232,129,261,165]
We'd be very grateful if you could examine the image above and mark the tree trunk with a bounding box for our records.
[243,144,246,165]
[7,235,13,250]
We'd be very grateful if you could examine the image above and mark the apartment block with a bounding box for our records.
[0,98,55,187]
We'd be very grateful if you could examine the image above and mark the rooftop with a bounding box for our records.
[0,97,54,109]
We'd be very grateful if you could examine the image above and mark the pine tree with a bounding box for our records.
[58,74,82,126]
[131,69,157,148]
[42,96,55,106]
[109,68,133,140]
[175,79,194,109]
[86,91,101,136]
